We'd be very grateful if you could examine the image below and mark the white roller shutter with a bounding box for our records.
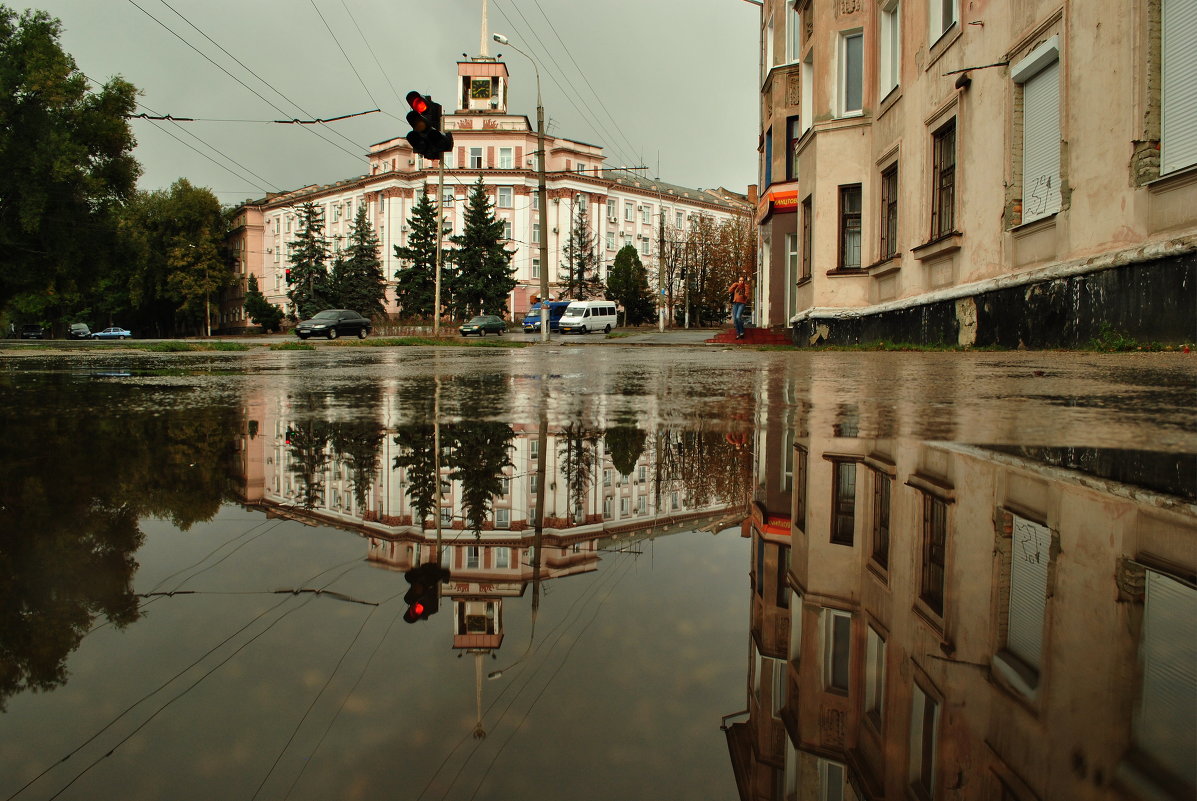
[1162,0,1197,174]
[1021,59,1061,223]
[1137,570,1197,789]
[1007,515,1050,668]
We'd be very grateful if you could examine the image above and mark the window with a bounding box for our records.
[603,469,612,487]
[575,162,586,174]
[603,497,612,518]
[801,196,813,280]
[819,760,846,801]
[495,508,510,529]
[764,14,775,75]
[1162,0,1197,173]
[532,223,540,244]
[795,445,809,532]
[920,494,948,616]
[996,514,1051,692]
[620,497,629,514]
[640,205,651,224]
[830,459,856,544]
[675,211,684,228]
[605,231,615,250]
[880,164,899,259]
[638,465,646,482]
[910,684,940,797]
[838,185,862,269]
[530,473,539,492]
[502,220,512,240]
[777,545,790,609]
[442,191,454,206]
[467,546,480,569]
[499,147,513,169]
[931,119,957,238]
[839,31,864,116]
[531,258,540,278]
[880,2,901,98]
[764,126,773,187]
[801,53,814,132]
[606,199,616,220]
[1013,38,1061,223]
[497,186,513,208]
[823,609,851,693]
[495,547,511,568]
[929,0,957,43]
[637,495,646,514]
[639,238,650,255]
[786,116,801,181]
[624,201,634,221]
[1132,569,1197,790]
[440,507,453,525]
[865,625,886,725]
[469,147,483,168]
[786,2,802,63]
[530,439,538,459]
[871,473,891,569]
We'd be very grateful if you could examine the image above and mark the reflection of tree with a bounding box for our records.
[449,423,515,536]
[604,426,647,477]
[327,387,384,510]
[286,420,333,510]
[558,424,602,522]
[654,429,752,509]
[0,378,241,710]
[393,424,437,526]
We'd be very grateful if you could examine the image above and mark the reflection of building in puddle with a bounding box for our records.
[725,435,1196,801]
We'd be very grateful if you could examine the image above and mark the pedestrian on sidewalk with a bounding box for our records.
[728,276,750,340]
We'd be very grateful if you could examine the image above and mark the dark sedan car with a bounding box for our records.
[459,315,506,337]
[295,309,372,340]
[19,324,44,339]
[68,323,92,340]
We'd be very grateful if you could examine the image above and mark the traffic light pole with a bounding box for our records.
[434,157,446,337]
[536,90,549,341]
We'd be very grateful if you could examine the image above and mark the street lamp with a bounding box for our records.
[494,33,550,343]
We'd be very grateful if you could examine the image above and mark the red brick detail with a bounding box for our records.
[565,159,572,171]
[486,146,495,168]
[515,146,523,166]
[382,187,408,198]
[514,185,532,196]
[456,117,473,128]
[457,145,465,167]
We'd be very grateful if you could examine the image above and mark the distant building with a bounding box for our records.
[221,22,750,331]
[754,0,1196,346]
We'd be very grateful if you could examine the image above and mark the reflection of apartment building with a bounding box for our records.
[755,0,1195,345]
[728,430,1196,801]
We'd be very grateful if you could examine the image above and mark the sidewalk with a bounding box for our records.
[543,327,722,346]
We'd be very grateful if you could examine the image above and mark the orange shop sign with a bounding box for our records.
[769,191,798,213]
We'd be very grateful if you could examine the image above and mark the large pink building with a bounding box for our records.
[221,35,750,330]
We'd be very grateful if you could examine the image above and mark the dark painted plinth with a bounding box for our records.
[791,252,1196,348]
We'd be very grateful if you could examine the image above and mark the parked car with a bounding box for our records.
[460,315,506,337]
[522,300,571,333]
[68,323,92,340]
[92,327,132,340]
[19,324,45,340]
[558,300,618,334]
[295,309,372,340]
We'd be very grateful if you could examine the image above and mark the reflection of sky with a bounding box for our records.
[2,506,748,801]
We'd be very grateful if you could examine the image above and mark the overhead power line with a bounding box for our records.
[125,108,380,124]
[308,0,380,111]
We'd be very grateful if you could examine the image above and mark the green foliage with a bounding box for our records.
[448,178,516,318]
[393,424,439,527]
[336,336,528,348]
[606,245,655,325]
[393,191,450,318]
[605,426,647,477]
[1087,323,1148,352]
[0,8,140,324]
[449,422,515,536]
[244,273,284,332]
[287,202,334,319]
[562,204,601,298]
[270,342,314,350]
[330,204,386,318]
[141,341,249,352]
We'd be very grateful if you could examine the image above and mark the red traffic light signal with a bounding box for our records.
[405,91,453,161]
[402,562,450,623]
[285,268,293,284]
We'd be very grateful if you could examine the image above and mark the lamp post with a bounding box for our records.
[494,33,550,343]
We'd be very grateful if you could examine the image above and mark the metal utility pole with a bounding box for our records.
[434,158,446,337]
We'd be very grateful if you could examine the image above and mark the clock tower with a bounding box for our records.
[456,0,508,114]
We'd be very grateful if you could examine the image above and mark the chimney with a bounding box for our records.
[747,184,759,205]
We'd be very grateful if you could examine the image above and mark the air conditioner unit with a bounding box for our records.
[638,205,645,210]
[408,159,415,166]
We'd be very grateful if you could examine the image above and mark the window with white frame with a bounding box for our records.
[1162,0,1197,174]
[839,30,864,116]
[469,147,483,168]
[497,186,513,208]
[929,0,957,44]
[606,231,615,250]
[442,191,453,206]
[818,760,846,801]
[577,194,588,213]
[603,497,612,518]
[675,211,684,228]
[603,469,612,487]
[607,199,617,220]
[999,514,1051,690]
[789,591,803,662]
[467,545,480,569]
[639,238,650,255]
[786,2,802,63]
[495,508,510,529]
[880,1,901,98]
[499,147,514,169]
[285,216,291,232]
[440,507,452,525]
[910,683,940,797]
[575,162,587,174]
[530,439,538,459]
[801,53,814,132]
[532,223,540,244]
[636,495,646,514]
[1013,37,1061,223]
[822,609,851,693]
[640,205,651,224]
[1131,568,1197,790]
[624,201,634,221]
[638,465,646,482]
[503,220,513,240]
[785,233,799,317]
[495,546,511,568]
[764,14,775,76]
[865,625,886,725]
[620,497,629,514]
[531,258,540,278]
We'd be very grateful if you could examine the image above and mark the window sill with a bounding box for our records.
[826,267,868,277]
[925,23,963,72]
[877,86,902,120]
[1011,213,1058,236]
[1147,161,1197,194]
[913,597,945,638]
[796,275,812,287]
[991,650,1040,702]
[866,256,900,277]
[867,559,890,587]
[911,231,962,262]
[905,472,955,501]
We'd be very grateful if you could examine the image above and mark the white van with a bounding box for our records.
[558,300,618,334]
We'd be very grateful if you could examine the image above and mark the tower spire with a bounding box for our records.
[479,0,489,57]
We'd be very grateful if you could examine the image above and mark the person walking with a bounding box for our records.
[728,276,750,340]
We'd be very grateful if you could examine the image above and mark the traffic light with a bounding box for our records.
[285,268,293,285]
[284,426,294,445]
[405,91,454,161]
[403,562,450,623]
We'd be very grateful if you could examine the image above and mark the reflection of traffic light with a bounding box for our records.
[285,426,294,445]
[403,563,450,623]
[285,268,293,284]
[405,91,453,161]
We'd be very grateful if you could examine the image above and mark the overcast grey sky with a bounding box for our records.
[29,0,759,205]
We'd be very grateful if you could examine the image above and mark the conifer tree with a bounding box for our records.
[393,192,451,318]
[286,203,334,319]
[329,204,386,317]
[243,273,284,332]
[561,203,599,298]
[606,244,655,325]
[448,178,516,318]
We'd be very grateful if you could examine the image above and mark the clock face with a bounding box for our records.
[470,79,492,99]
